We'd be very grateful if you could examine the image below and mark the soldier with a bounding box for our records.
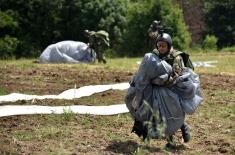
[153,33,192,149]
[84,30,110,64]
[147,20,162,51]
[125,32,201,151]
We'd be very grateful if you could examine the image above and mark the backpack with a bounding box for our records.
[173,50,194,70]
[152,49,194,70]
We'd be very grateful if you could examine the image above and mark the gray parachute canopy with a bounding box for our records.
[39,41,96,63]
[125,53,203,137]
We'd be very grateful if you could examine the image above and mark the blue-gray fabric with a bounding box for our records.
[39,41,96,63]
[125,53,203,136]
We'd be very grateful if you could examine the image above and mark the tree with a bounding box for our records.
[0,10,19,59]
[119,0,191,56]
[0,0,64,58]
[204,0,235,48]
[0,0,127,58]
[77,0,128,47]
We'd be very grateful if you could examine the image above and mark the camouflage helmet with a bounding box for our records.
[84,29,89,34]
[152,20,161,27]
[156,33,172,49]
[95,30,110,46]
[84,30,96,36]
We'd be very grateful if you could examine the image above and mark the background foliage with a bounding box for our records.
[120,0,190,56]
[0,0,234,59]
[0,0,128,58]
[204,0,235,48]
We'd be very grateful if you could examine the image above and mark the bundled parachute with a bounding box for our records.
[39,41,96,63]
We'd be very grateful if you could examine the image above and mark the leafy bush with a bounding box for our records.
[0,10,19,59]
[203,35,218,51]
[0,0,128,58]
[220,46,235,52]
[0,35,19,59]
[204,0,235,48]
[119,0,191,56]
[189,44,203,53]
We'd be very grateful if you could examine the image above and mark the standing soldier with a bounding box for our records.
[147,20,162,51]
[84,30,110,64]
[125,32,200,151]
[153,33,193,148]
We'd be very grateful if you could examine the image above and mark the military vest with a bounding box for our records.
[153,49,194,70]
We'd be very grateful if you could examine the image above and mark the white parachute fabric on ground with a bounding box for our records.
[0,104,129,117]
[0,83,130,117]
[0,83,130,103]
[137,60,218,67]
[39,41,96,63]
[0,93,59,103]
[193,60,218,67]
[59,83,129,99]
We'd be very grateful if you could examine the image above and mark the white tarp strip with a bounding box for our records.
[137,60,218,67]
[193,60,218,67]
[0,104,129,117]
[0,83,130,104]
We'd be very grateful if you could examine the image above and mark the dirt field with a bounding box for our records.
[0,63,234,154]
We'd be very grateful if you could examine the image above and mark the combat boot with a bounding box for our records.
[103,59,107,64]
[181,123,191,143]
[148,127,160,139]
[165,135,176,151]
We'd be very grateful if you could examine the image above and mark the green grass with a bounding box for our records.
[106,131,123,140]
[62,106,75,121]
[13,131,35,141]
[13,126,60,141]
[1,52,235,74]
[0,87,7,95]
[231,105,235,115]
[221,46,235,52]
[79,115,94,127]
[36,126,61,139]
[190,52,235,74]
[105,52,235,75]
[0,59,38,68]
[48,143,70,155]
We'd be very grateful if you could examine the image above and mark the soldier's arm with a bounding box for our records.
[88,35,96,47]
[172,55,185,77]
[148,25,158,38]
[148,31,159,38]
[163,55,184,86]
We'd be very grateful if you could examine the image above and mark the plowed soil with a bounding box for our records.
[0,63,234,154]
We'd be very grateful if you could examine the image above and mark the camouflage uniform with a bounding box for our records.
[147,21,161,51]
[153,48,191,146]
[153,49,185,85]
[85,30,110,64]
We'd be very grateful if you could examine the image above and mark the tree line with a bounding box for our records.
[0,0,234,59]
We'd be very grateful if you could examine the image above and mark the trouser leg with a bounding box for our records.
[97,51,102,63]
[181,122,191,143]
[97,50,106,63]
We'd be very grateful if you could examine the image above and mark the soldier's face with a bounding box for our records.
[157,41,169,54]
